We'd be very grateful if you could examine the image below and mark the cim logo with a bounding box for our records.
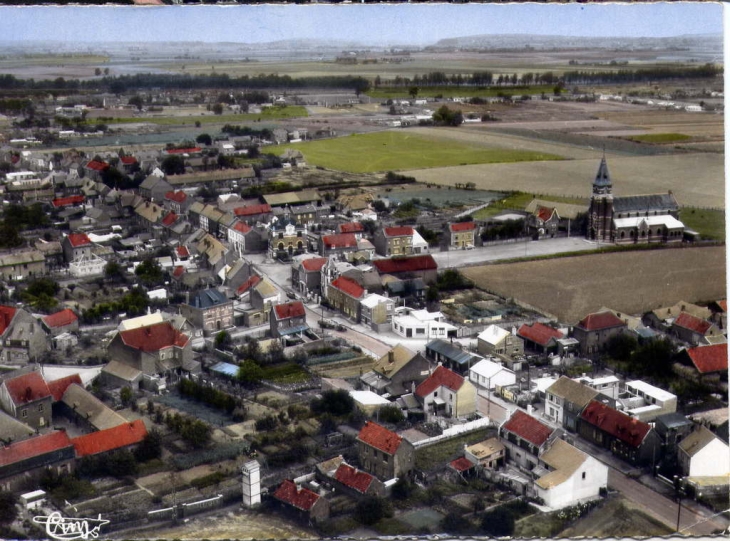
[33,512,110,540]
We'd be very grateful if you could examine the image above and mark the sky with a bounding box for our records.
[0,3,723,46]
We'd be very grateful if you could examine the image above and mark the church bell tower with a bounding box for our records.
[587,156,614,242]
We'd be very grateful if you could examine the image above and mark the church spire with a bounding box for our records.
[592,156,612,195]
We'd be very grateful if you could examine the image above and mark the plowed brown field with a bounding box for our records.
[461,246,726,323]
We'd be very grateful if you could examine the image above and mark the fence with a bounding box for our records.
[412,417,492,448]
[146,494,224,522]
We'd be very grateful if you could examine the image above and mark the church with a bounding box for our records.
[586,157,685,245]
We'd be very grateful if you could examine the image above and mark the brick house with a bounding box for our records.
[272,479,330,523]
[0,371,52,430]
[373,226,414,256]
[41,309,79,337]
[334,462,385,498]
[681,343,728,378]
[327,275,365,321]
[447,221,477,249]
[360,344,431,397]
[544,376,602,432]
[0,431,75,492]
[672,312,723,346]
[499,410,557,473]
[579,400,661,466]
[337,222,365,239]
[415,365,476,419]
[518,322,564,354]
[270,301,308,339]
[291,257,327,296]
[357,421,415,480]
[526,206,560,238]
[572,310,628,356]
[0,306,49,364]
[179,289,233,336]
[61,233,93,264]
[71,419,148,458]
[106,322,192,376]
[477,325,524,358]
[164,190,190,214]
[372,255,438,284]
[320,233,359,258]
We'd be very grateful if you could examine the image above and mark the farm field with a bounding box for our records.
[100,106,308,127]
[559,496,673,537]
[595,110,724,138]
[461,246,726,323]
[403,152,724,209]
[282,131,563,173]
[367,84,558,100]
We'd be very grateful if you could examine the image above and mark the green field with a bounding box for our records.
[101,106,308,127]
[261,362,310,384]
[680,207,725,240]
[367,85,558,100]
[283,131,564,173]
[627,133,692,144]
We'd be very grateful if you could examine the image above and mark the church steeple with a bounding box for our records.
[592,155,612,195]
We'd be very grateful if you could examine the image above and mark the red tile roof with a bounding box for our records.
[72,420,148,457]
[322,233,358,250]
[576,311,626,331]
[338,222,365,234]
[502,410,553,447]
[47,374,83,402]
[686,344,728,374]
[331,276,365,299]
[120,156,137,165]
[449,222,476,232]
[165,190,187,204]
[0,431,74,468]
[233,221,252,234]
[161,212,178,226]
[674,312,712,335]
[302,257,327,272]
[66,233,92,248]
[119,322,189,352]
[518,322,564,347]
[85,160,109,171]
[373,255,438,275]
[536,207,557,222]
[274,301,305,320]
[0,306,18,335]
[581,400,651,448]
[717,300,727,312]
[335,463,374,494]
[357,421,403,455]
[165,147,201,154]
[236,275,261,296]
[176,246,190,258]
[415,365,465,397]
[272,479,320,511]
[384,226,414,237]
[51,195,85,208]
[234,203,271,217]
[42,309,78,329]
[172,265,186,279]
[3,371,51,405]
[450,457,475,472]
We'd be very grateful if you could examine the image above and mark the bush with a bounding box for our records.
[378,405,405,424]
[355,496,393,525]
[311,390,354,417]
[481,507,515,537]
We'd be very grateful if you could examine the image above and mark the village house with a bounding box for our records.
[518,322,564,354]
[526,206,560,238]
[41,309,79,337]
[71,419,148,459]
[319,233,359,258]
[680,343,728,379]
[269,220,307,259]
[534,438,608,509]
[0,251,46,281]
[227,221,267,256]
[579,400,661,466]
[654,413,695,467]
[392,308,457,340]
[58,383,128,432]
[425,339,483,375]
[469,358,516,392]
[372,254,438,284]
[337,221,365,239]
[247,278,280,326]
[360,344,431,397]
[272,479,330,523]
[233,202,273,225]
[545,376,603,432]
[0,430,76,492]
[291,256,327,297]
[447,221,477,249]
[179,289,233,336]
[101,360,144,391]
[464,437,505,470]
[327,275,365,321]
[477,325,524,358]
[270,301,308,340]
[164,190,190,214]
[359,294,395,332]
[415,365,476,419]
[106,321,193,377]
[61,233,93,264]
[333,462,385,499]
[373,226,414,256]
[357,421,415,481]
[572,310,628,356]
[671,312,723,346]
[499,410,557,473]
[139,176,173,202]
[618,380,677,422]
[0,370,53,430]
[677,425,730,478]
[0,306,49,364]
[707,299,727,331]
[643,301,712,332]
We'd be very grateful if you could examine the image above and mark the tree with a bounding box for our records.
[160,154,186,176]
[391,477,415,500]
[104,261,126,283]
[134,258,164,287]
[355,496,392,525]
[605,333,638,362]
[196,133,212,146]
[408,86,419,99]
[212,103,224,115]
[0,491,18,526]
[120,386,133,407]
[371,200,387,213]
[378,404,405,424]
[94,68,102,76]
[631,339,676,379]
[214,330,232,350]
[311,390,354,417]
[128,95,145,111]
[134,429,162,462]
[237,360,264,386]
[441,512,471,535]
[432,105,463,127]
[481,508,515,537]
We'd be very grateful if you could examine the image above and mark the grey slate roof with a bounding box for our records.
[593,157,612,189]
[613,193,679,213]
[426,338,481,367]
[189,288,229,309]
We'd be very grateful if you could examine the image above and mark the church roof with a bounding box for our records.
[613,193,679,213]
[593,157,612,189]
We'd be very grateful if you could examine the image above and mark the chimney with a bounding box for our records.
[388,350,394,364]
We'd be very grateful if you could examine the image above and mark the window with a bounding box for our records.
[38,404,44,412]
[582,472,586,480]
[21,409,27,418]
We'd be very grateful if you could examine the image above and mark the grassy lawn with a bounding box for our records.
[472,191,588,220]
[415,428,492,471]
[283,131,563,173]
[680,207,725,240]
[260,362,310,384]
[367,85,558,100]
[100,105,308,126]
[627,133,692,144]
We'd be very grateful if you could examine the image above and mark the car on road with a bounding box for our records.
[319,319,347,332]
[285,288,297,300]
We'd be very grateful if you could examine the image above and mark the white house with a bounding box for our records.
[469,359,516,391]
[678,426,730,478]
[391,309,457,340]
[477,325,524,358]
[411,229,430,255]
[619,380,677,422]
[535,439,608,509]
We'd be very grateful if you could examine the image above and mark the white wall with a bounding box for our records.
[538,454,607,509]
[689,439,730,477]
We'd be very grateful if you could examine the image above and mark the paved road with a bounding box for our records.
[432,236,598,269]
[607,469,727,535]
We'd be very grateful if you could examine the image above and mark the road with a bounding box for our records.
[432,236,598,269]
[607,469,728,535]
